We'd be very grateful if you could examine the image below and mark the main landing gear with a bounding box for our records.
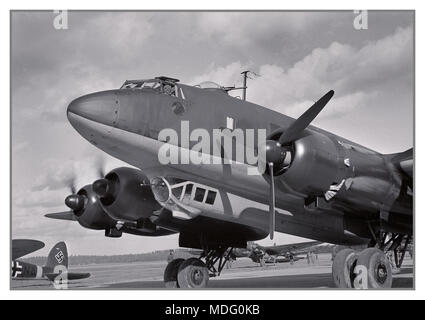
[332,233,411,289]
[163,247,233,288]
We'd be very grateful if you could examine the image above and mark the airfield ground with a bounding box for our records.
[11,253,413,290]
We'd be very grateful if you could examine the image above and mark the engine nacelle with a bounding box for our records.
[94,167,162,221]
[74,185,117,230]
[280,131,401,212]
[281,132,339,195]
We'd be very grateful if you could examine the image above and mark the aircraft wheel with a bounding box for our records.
[356,248,392,289]
[332,249,357,288]
[164,258,185,288]
[177,258,209,288]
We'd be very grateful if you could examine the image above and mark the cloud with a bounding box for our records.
[14,188,69,209]
[191,26,413,119]
[196,12,330,46]
[31,159,79,192]
[11,12,156,124]
[285,91,371,119]
[14,151,129,209]
[290,26,413,96]
[12,141,29,154]
[190,61,250,87]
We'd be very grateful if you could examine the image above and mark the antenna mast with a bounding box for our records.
[240,70,259,101]
[241,70,249,101]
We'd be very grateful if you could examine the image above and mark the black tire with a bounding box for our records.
[177,258,209,288]
[332,248,357,288]
[356,248,392,289]
[164,258,185,288]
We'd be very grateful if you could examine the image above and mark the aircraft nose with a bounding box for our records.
[67,91,119,128]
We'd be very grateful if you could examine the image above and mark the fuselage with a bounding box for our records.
[66,79,412,245]
[11,260,50,280]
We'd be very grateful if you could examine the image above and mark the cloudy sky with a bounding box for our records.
[11,11,414,256]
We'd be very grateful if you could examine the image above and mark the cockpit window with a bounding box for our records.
[141,80,162,90]
[120,76,183,98]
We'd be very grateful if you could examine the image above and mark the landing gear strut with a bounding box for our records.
[163,247,233,288]
[332,232,411,289]
[200,247,234,277]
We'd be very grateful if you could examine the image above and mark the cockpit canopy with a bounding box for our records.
[195,81,223,90]
[120,76,182,98]
[120,76,230,98]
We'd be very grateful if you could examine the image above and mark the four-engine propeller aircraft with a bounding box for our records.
[11,239,90,282]
[46,75,413,289]
[232,241,322,265]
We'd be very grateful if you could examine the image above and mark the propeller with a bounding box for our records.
[268,162,276,240]
[264,90,334,239]
[278,90,334,145]
[95,156,105,179]
[45,156,109,222]
[67,175,77,195]
[50,172,84,213]
[45,211,77,221]
[92,156,113,199]
[45,190,85,220]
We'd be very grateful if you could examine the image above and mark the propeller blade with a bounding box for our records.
[279,90,334,145]
[269,162,276,240]
[45,211,77,221]
[95,156,105,178]
[69,176,77,194]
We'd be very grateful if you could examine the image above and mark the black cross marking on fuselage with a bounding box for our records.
[11,261,23,278]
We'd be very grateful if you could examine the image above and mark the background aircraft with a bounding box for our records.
[11,239,90,281]
[232,241,322,265]
[46,75,412,289]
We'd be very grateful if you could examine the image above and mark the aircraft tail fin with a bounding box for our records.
[45,241,68,270]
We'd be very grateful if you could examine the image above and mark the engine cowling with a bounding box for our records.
[68,185,117,230]
[280,132,340,195]
[277,131,401,212]
[92,167,162,221]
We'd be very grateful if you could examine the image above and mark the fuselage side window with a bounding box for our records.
[194,188,206,202]
[182,184,193,202]
[205,191,217,205]
[172,186,184,199]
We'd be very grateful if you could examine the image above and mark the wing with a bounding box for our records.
[12,239,45,260]
[45,272,91,281]
[263,241,322,256]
